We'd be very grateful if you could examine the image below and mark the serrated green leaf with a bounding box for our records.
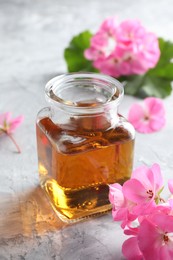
[157,37,173,64]
[64,31,97,73]
[124,75,146,96]
[124,74,172,99]
[137,76,172,98]
[148,63,173,80]
[148,38,173,80]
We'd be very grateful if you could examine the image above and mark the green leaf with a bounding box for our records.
[64,31,97,72]
[148,38,173,80]
[140,76,172,98]
[124,75,146,96]
[124,74,172,99]
[157,37,173,64]
[148,63,173,80]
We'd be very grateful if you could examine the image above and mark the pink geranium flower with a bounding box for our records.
[128,97,166,133]
[123,164,163,211]
[0,112,24,153]
[84,17,160,77]
[138,213,173,260]
[122,212,173,260]
[0,112,23,134]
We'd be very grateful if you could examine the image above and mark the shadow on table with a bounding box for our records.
[0,187,118,260]
[20,186,68,236]
[0,186,68,239]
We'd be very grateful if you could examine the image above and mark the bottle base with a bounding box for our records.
[50,202,112,223]
[40,178,112,223]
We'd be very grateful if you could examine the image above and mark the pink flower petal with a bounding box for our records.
[128,103,145,127]
[132,200,156,216]
[0,112,11,126]
[138,218,161,260]
[93,57,122,78]
[149,163,163,192]
[123,179,147,203]
[131,165,149,179]
[153,203,172,215]
[117,19,145,45]
[160,245,173,260]
[112,207,128,221]
[149,117,166,132]
[144,97,165,116]
[8,115,24,133]
[168,179,173,194]
[100,17,118,35]
[122,237,143,260]
[109,183,124,207]
[152,213,173,233]
[109,183,137,227]
[4,112,12,122]
[84,48,98,60]
[124,226,139,236]
[144,98,166,132]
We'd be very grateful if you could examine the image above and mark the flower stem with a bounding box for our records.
[7,134,21,153]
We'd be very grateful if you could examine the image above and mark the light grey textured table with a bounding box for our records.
[0,0,173,259]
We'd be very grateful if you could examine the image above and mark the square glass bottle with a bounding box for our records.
[36,73,135,222]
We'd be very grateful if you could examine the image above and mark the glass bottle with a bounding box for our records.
[36,73,135,223]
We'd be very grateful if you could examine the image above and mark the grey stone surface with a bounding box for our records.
[0,0,173,259]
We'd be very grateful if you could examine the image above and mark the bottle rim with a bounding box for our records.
[45,72,124,114]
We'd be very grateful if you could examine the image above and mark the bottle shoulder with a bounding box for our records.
[108,114,135,140]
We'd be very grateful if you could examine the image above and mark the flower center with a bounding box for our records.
[163,234,169,243]
[144,115,150,121]
[162,232,173,245]
[113,58,119,64]
[146,189,153,199]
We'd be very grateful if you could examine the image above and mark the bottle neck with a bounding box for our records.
[50,105,119,131]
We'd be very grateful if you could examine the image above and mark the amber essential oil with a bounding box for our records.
[36,116,134,222]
